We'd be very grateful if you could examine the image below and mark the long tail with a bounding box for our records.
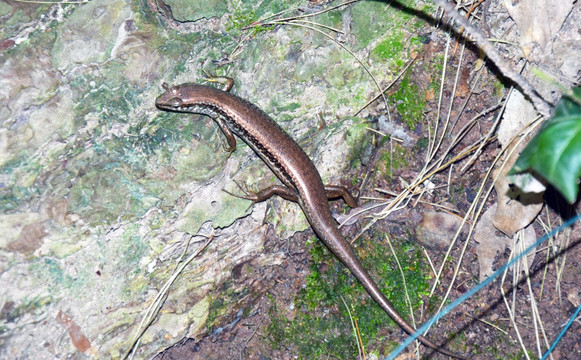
[320,224,469,359]
[357,266,469,359]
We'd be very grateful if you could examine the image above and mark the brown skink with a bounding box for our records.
[155,79,467,359]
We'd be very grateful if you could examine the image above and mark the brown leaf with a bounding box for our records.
[56,311,92,353]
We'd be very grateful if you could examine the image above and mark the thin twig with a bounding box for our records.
[124,234,215,359]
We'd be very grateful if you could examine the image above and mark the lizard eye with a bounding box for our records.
[162,82,169,91]
[169,97,183,108]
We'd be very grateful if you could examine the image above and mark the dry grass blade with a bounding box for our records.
[501,248,532,360]
[246,0,361,26]
[427,36,467,164]
[385,233,422,358]
[554,229,570,305]
[353,55,418,118]
[340,295,366,360]
[515,232,549,358]
[464,312,508,335]
[124,234,215,360]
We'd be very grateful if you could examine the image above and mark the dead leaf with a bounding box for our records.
[498,89,537,149]
[567,290,581,307]
[504,0,573,54]
[454,67,471,98]
[493,142,543,237]
[474,204,505,282]
[474,204,537,282]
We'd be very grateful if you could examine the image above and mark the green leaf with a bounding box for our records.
[510,87,581,204]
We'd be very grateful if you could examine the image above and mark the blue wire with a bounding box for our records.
[540,304,581,360]
[384,214,581,360]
